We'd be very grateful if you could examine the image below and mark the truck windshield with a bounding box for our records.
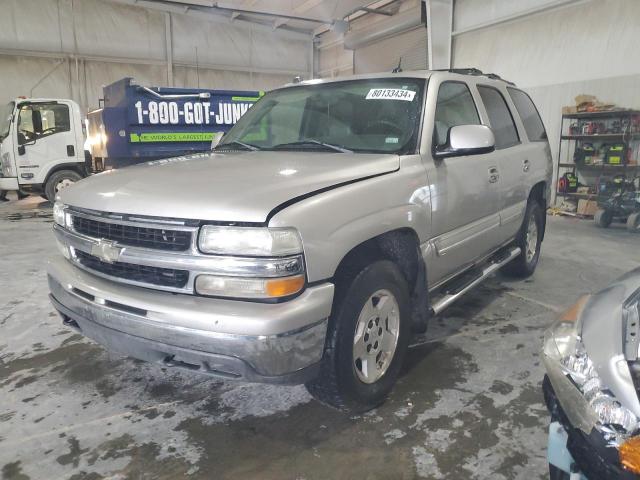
[0,102,14,141]
[219,78,426,154]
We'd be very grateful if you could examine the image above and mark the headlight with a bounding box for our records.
[198,226,302,256]
[53,202,67,227]
[196,225,305,299]
[1,152,14,177]
[544,295,640,443]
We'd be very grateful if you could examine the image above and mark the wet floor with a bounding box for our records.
[1,197,638,480]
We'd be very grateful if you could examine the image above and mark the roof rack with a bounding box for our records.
[434,68,516,86]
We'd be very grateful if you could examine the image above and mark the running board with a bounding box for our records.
[430,247,521,315]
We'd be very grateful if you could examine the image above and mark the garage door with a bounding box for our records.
[354,26,428,74]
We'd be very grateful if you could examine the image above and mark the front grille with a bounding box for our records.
[72,215,192,252]
[75,250,189,289]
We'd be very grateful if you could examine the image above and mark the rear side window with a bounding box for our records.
[433,82,480,147]
[477,86,519,149]
[508,88,547,141]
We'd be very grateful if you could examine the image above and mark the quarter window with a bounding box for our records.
[433,82,480,147]
[477,86,519,149]
[17,103,70,145]
[507,88,547,142]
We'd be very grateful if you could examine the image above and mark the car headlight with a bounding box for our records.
[198,226,302,256]
[195,225,305,299]
[53,202,67,227]
[544,295,640,443]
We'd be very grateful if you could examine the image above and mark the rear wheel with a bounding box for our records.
[626,212,640,233]
[503,200,543,278]
[594,208,613,228]
[305,260,411,413]
[44,170,82,202]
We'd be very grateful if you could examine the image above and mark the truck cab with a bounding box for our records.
[0,98,87,202]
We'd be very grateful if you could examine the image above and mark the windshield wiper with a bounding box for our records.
[214,140,260,151]
[271,139,353,154]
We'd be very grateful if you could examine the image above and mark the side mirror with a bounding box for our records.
[435,124,495,159]
[18,145,26,156]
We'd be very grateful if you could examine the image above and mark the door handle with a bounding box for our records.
[523,159,530,172]
[488,167,499,183]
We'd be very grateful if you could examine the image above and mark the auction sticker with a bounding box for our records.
[366,88,416,101]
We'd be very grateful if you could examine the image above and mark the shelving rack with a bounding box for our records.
[556,110,640,207]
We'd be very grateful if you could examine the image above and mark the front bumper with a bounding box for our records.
[543,375,639,479]
[0,176,18,190]
[47,255,334,384]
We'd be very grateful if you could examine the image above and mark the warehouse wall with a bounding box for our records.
[0,0,311,112]
[453,0,640,185]
[316,0,426,78]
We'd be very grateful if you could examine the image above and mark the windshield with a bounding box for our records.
[0,102,14,141]
[219,78,426,154]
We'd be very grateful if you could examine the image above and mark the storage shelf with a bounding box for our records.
[556,192,598,199]
[560,134,639,140]
[558,162,639,169]
[562,110,640,120]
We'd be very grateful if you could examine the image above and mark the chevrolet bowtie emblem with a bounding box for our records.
[91,239,122,264]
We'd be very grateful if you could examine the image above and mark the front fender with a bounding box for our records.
[268,156,431,282]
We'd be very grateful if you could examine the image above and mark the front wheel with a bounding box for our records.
[594,208,613,228]
[44,170,82,202]
[503,200,544,278]
[627,212,640,233]
[306,260,411,413]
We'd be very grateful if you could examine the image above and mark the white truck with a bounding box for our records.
[0,98,88,202]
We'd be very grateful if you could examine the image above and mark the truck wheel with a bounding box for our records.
[44,170,82,202]
[627,212,640,233]
[594,208,613,228]
[306,260,411,413]
[503,200,543,278]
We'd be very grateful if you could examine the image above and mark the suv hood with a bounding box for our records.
[60,151,399,222]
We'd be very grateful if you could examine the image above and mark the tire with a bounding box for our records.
[594,208,613,228]
[503,200,544,278]
[627,212,640,233]
[44,170,82,202]
[549,463,570,480]
[305,260,411,413]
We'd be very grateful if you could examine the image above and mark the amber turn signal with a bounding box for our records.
[560,295,590,322]
[265,275,305,298]
[620,436,640,474]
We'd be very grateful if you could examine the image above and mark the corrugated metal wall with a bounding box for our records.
[453,0,640,196]
[354,26,427,74]
[317,0,426,78]
[0,0,312,112]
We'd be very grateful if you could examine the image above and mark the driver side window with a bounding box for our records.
[433,82,480,147]
[17,103,70,145]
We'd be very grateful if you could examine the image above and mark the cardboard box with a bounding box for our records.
[562,106,578,115]
[577,199,598,216]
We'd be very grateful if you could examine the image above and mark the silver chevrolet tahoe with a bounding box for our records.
[48,70,553,412]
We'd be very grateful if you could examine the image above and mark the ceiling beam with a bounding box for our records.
[273,0,326,30]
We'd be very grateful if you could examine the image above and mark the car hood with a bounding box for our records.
[60,151,399,222]
[580,267,640,416]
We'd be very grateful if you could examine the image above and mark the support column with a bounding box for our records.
[426,0,453,70]
[165,12,174,86]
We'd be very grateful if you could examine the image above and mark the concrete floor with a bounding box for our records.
[1,196,638,480]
